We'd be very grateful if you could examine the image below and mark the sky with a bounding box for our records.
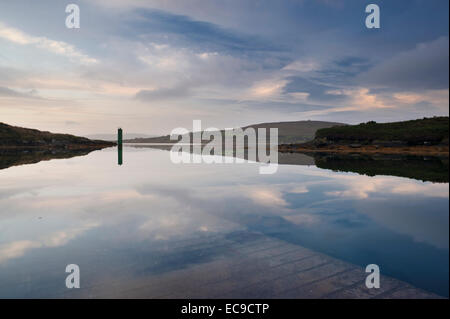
[0,0,448,135]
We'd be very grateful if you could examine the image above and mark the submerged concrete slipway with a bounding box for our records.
[61,231,440,299]
[0,146,448,298]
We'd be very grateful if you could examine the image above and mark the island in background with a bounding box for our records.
[280,117,449,157]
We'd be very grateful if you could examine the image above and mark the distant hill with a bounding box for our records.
[86,133,157,141]
[0,122,115,148]
[125,120,346,144]
[314,117,449,146]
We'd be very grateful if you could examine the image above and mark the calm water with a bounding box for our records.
[0,146,448,297]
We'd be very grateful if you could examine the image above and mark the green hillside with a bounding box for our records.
[0,122,115,147]
[315,117,449,146]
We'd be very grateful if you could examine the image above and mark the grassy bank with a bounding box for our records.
[280,117,449,156]
[0,122,115,148]
[315,117,449,146]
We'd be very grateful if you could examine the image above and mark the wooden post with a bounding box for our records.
[118,128,123,165]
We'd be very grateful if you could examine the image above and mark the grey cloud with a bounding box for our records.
[357,196,449,250]
[65,121,80,126]
[283,76,347,103]
[0,67,29,86]
[125,9,282,56]
[135,85,191,102]
[357,37,449,91]
[0,86,38,99]
[244,100,339,113]
[318,57,373,84]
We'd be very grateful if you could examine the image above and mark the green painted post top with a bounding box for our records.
[118,128,123,144]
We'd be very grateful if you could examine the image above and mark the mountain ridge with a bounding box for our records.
[124,120,347,144]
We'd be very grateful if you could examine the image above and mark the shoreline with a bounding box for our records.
[278,144,449,157]
[0,144,115,150]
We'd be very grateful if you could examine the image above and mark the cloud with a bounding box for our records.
[282,60,320,73]
[0,22,97,65]
[65,120,80,126]
[0,1,448,132]
[357,198,449,249]
[329,87,391,109]
[289,185,309,194]
[283,214,319,226]
[135,85,191,101]
[393,90,449,107]
[0,222,98,264]
[245,187,288,207]
[0,240,41,264]
[0,86,39,99]
[325,175,449,200]
[125,9,280,55]
[284,76,344,102]
[249,79,288,100]
[318,57,372,83]
[358,37,449,91]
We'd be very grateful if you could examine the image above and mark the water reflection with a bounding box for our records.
[0,146,448,297]
[0,147,101,170]
[133,143,448,183]
[118,144,123,166]
[314,153,449,183]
